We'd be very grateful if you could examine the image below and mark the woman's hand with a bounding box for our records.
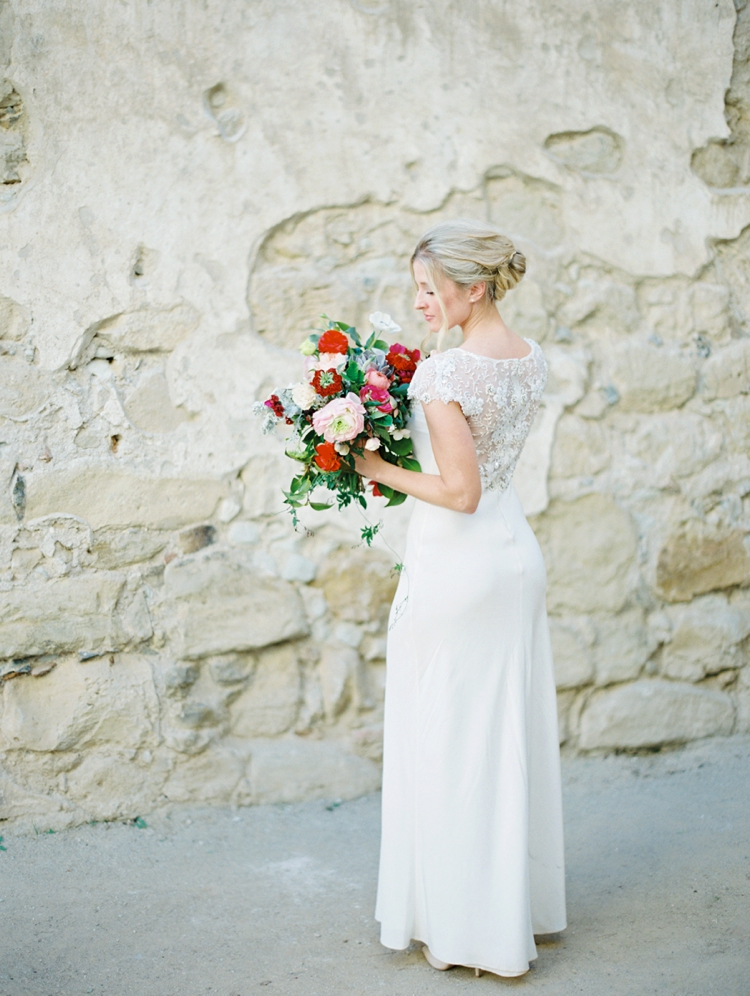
[353,446,389,482]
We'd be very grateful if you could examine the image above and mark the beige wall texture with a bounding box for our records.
[1,0,750,828]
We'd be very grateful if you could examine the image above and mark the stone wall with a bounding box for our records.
[1,0,749,828]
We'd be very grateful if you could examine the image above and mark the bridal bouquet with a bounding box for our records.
[253,314,421,523]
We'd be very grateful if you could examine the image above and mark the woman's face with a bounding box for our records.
[412,258,478,333]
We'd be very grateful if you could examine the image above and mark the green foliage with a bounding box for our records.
[133,816,148,829]
[360,522,381,546]
[0,836,6,852]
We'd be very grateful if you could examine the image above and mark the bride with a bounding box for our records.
[354,219,566,978]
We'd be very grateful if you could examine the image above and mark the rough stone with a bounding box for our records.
[64,750,168,821]
[0,356,51,418]
[280,553,317,584]
[208,653,255,686]
[544,127,623,174]
[318,645,360,719]
[690,283,730,342]
[593,610,657,686]
[229,644,301,737]
[87,305,200,357]
[162,745,247,804]
[661,595,750,681]
[0,573,143,659]
[655,520,750,602]
[246,738,381,805]
[534,495,638,614]
[241,456,289,518]
[579,680,735,750]
[122,370,191,433]
[91,527,169,569]
[620,412,724,486]
[606,341,697,413]
[0,654,159,752]
[0,294,30,340]
[700,339,750,399]
[549,616,596,689]
[163,548,309,658]
[735,667,750,735]
[25,470,226,530]
[227,521,261,546]
[549,415,609,480]
[315,548,398,625]
[177,524,216,555]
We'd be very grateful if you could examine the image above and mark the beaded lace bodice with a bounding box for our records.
[407,339,547,492]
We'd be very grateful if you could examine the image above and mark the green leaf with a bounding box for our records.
[387,437,413,456]
[309,501,334,511]
[385,489,408,507]
[134,816,147,829]
[345,325,362,346]
[372,339,389,351]
[345,361,364,384]
[360,522,381,546]
[399,456,421,473]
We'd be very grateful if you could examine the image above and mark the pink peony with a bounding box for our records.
[365,368,391,390]
[313,392,366,442]
[360,384,393,412]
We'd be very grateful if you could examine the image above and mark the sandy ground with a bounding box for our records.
[1,736,749,996]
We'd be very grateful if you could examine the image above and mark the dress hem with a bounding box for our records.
[377,924,538,979]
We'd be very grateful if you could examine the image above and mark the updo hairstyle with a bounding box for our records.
[411,218,526,309]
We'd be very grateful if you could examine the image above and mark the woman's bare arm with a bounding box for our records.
[353,400,481,514]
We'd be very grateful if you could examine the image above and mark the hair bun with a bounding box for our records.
[508,250,526,277]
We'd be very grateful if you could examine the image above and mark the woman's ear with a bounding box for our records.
[468,281,486,303]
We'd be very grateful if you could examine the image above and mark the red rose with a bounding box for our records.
[317,329,349,354]
[312,368,343,397]
[264,394,285,417]
[315,441,341,472]
[386,344,420,383]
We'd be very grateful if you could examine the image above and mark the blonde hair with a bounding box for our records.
[411,219,526,332]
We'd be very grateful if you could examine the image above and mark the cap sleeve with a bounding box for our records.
[407,352,484,417]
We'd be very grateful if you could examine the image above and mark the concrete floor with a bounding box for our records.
[1,736,749,996]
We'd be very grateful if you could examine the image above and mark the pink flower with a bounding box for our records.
[360,384,393,412]
[365,368,391,390]
[312,392,366,442]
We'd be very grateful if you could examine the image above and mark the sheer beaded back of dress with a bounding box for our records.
[407,340,547,491]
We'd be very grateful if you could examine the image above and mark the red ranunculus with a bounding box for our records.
[264,394,285,417]
[317,328,350,354]
[315,441,341,472]
[386,343,421,383]
[370,480,384,497]
[312,368,344,397]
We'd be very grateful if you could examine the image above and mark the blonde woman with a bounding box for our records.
[354,219,566,978]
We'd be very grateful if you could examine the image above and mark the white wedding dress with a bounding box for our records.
[375,339,566,977]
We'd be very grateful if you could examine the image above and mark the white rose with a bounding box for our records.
[364,437,381,450]
[369,312,402,335]
[334,442,350,454]
[291,381,318,410]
